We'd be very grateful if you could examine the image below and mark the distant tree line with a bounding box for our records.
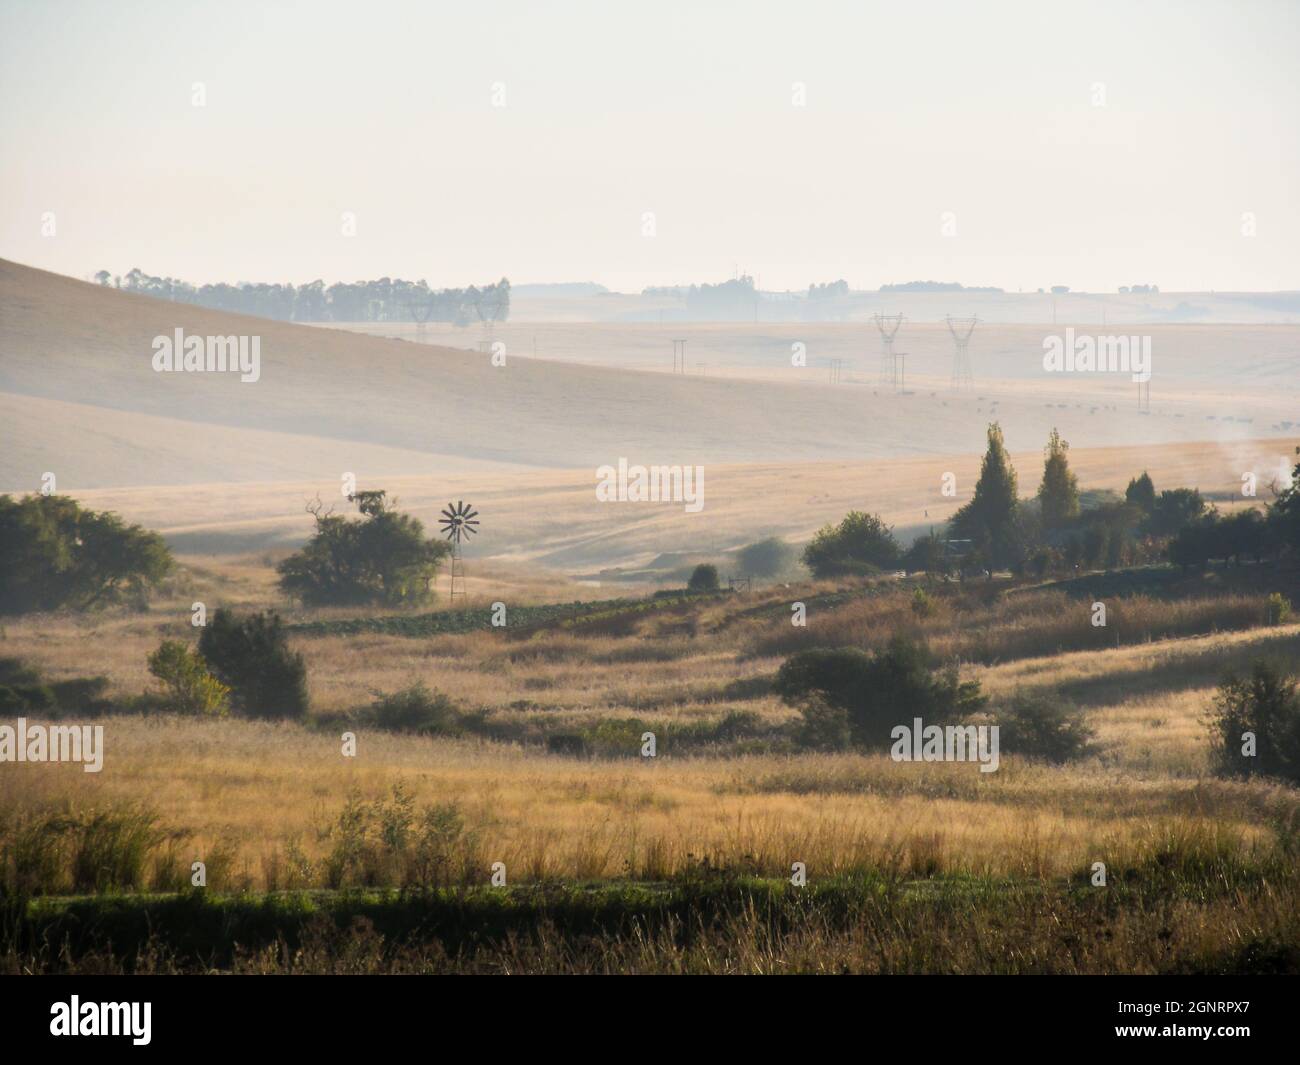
[94,268,510,326]
[878,281,1004,294]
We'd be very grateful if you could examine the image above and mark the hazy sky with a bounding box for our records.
[2,0,1298,293]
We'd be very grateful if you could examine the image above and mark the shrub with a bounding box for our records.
[546,732,591,758]
[796,694,851,751]
[147,640,230,716]
[0,658,111,718]
[687,563,720,593]
[994,690,1095,763]
[776,636,985,750]
[802,511,900,577]
[322,784,478,889]
[1206,661,1300,784]
[0,494,172,614]
[369,683,460,735]
[1266,593,1292,626]
[197,609,308,720]
[910,587,936,618]
[736,537,797,578]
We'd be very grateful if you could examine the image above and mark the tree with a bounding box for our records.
[277,491,450,607]
[197,609,308,720]
[1037,429,1080,529]
[902,533,947,576]
[736,537,796,578]
[1268,453,1300,555]
[1148,488,1205,536]
[802,511,901,577]
[1125,471,1156,513]
[774,637,985,750]
[0,494,172,614]
[949,423,1021,571]
[687,563,720,592]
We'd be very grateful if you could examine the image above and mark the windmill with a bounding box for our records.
[439,501,479,602]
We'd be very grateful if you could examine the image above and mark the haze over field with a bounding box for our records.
[1,258,1296,571]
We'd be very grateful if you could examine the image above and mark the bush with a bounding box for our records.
[736,537,796,578]
[0,494,172,615]
[369,683,460,735]
[1206,661,1300,784]
[197,609,308,720]
[776,636,985,750]
[0,658,111,718]
[147,640,230,716]
[910,587,936,618]
[1266,593,1292,626]
[795,694,851,751]
[277,491,451,607]
[802,511,900,577]
[687,563,720,593]
[994,690,1095,763]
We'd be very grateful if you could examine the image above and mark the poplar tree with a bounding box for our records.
[1038,429,1080,528]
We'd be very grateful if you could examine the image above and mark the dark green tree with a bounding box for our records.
[949,423,1022,571]
[277,491,450,607]
[1037,428,1080,529]
[0,494,172,614]
[1125,471,1156,513]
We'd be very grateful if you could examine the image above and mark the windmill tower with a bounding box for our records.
[873,314,905,389]
[439,501,479,602]
[945,315,980,389]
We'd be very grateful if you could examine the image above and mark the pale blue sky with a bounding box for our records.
[2,0,1297,292]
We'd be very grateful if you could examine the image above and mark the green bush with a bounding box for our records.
[369,683,460,735]
[795,694,851,751]
[687,563,720,593]
[994,690,1095,763]
[776,636,985,750]
[910,587,936,618]
[147,640,230,716]
[197,609,308,720]
[1266,593,1292,626]
[736,537,796,578]
[1206,661,1300,784]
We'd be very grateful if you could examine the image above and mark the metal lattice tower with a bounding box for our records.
[945,315,980,389]
[873,314,905,389]
[439,501,479,602]
[672,338,688,374]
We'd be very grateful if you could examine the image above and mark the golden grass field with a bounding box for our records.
[5,561,1299,891]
